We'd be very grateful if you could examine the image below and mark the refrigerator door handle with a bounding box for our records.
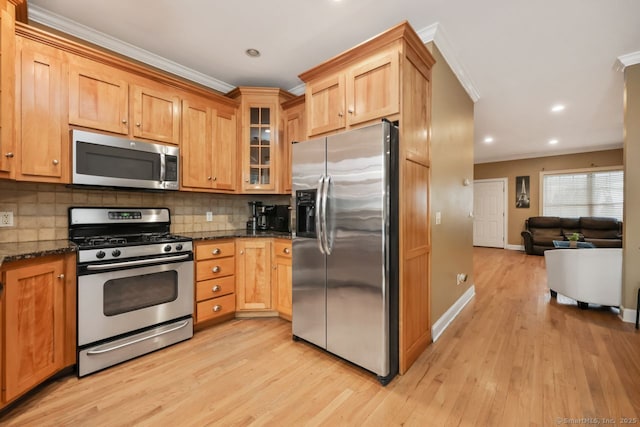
[315,175,326,255]
[322,175,332,255]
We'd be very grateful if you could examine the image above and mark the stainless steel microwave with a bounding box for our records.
[72,130,179,191]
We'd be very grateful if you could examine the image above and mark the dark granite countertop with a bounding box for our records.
[0,230,291,267]
[179,229,291,241]
[0,240,77,268]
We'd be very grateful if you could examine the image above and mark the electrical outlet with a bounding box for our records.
[206,211,213,222]
[456,273,468,286]
[0,211,14,227]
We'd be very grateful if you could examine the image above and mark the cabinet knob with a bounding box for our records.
[57,274,65,279]
[338,112,344,117]
[348,108,354,114]
[212,285,221,292]
[207,176,212,181]
[212,177,217,181]
[212,266,220,273]
[52,159,59,165]
[273,265,277,270]
[240,250,244,255]
[245,179,249,183]
[122,119,127,124]
[212,248,221,255]
[212,305,222,312]
[136,122,141,127]
[284,247,290,254]
[4,152,14,158]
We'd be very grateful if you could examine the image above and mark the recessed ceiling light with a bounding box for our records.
[245,48,261,58]
[483,136,494,143]
[551,104,565,112]
[548,139,559,145]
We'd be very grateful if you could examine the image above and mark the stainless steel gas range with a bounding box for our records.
[69,207,194,377]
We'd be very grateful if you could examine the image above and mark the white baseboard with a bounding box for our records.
[619,306,639,324]
[506,244,525,251]
[431,285,476,342]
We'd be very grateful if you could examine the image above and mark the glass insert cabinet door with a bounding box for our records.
[248,107,272,186]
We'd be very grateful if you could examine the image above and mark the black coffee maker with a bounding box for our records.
[247,201,263,231]
[264,205,291,232]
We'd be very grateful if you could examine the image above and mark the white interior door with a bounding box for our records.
[473,179,506,248]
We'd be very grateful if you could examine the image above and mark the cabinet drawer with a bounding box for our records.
[196,276,235,302]
[274,240,292,259]
[196,241,235,261]
[196,293,235,323]
[196,257,235,281]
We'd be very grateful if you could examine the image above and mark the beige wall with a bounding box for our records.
[428,44,475,323]
[0,181,288,243]
[623,63,640,311]
[474,149,623,246]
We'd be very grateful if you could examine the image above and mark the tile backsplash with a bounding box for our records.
[0,181,289,243]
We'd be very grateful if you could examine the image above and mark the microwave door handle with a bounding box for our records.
[315,176,325,255]
[160,153,166,184]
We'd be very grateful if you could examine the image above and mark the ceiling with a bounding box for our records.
[27,0,640,164]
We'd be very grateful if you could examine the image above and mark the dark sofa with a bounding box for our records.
[521,216,622,255]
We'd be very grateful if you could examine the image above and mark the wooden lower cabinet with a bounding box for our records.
[272,239,292,320]
[0,254,76,408]
[194,240,236,326]
[235,238,273,312]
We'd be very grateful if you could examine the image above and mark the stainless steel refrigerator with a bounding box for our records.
[291,121,399,385]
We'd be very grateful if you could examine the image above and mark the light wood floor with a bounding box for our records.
[2,248,639,426]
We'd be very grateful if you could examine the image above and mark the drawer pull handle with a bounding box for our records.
[212,248,221,255]
[284,247,290,254]
[212,285,221,292]
[212,266,220,273]
[213,305,222,312]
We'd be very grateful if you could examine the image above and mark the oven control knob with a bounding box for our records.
[96,250,106,259]
[175,244,183,251]
[112,249,121,257]
[164,245,172,252]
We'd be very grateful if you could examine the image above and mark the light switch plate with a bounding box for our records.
[206,212,213,222]
[435,211,441,225]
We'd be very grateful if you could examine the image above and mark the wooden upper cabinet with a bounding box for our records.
[306,73,345,136]
[3,257,66,403]
[282,95,305,194]
[182,96,212,189]
[301,44,401,138]
[212,105,237,191]
[131,84,181,145]
[0,0,16,178]
[16,37,69,183]
[227,87,293,194]
[181,95,237,192]
[68,59,129,135]
[68,55,181,145]
[347,47,399,126]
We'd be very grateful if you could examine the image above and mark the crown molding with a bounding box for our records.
[27,4,236,93]
[287,83,305,96]
[615,51,640,71]
[27,5,480,102]
[418,22,480,103]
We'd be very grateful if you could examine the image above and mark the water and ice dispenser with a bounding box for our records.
[296,189,317,238]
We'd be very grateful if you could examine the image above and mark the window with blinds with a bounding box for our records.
[542,169,623,220]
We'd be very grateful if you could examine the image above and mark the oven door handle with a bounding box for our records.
[85,253,191,271]
[86,319,191,355]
